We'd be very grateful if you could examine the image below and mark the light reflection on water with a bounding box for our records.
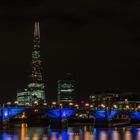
[0,124,140,140]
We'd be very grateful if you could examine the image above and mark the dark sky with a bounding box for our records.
[0,0,140,101]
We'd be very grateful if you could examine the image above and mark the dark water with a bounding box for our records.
[0,123,140,140]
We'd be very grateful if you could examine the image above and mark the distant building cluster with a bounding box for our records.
[89,91,140,110]
[17,21,76,107]
[16,21,140,109]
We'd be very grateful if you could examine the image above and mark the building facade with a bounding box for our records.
[57,74,75,105]
[17,89,32,106]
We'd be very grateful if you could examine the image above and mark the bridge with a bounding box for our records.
[0,106,78,121]
[0,106,140,124]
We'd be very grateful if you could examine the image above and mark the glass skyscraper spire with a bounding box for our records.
[28,21,45,101]
[31,21,43,83]
[17,21,46,106]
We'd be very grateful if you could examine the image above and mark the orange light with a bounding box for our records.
[34,109,38,113]
[21,112,26,119]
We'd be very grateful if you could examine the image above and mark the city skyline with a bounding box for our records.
[0,1,139,101]
[0,1,139,139]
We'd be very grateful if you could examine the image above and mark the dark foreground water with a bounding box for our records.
[0,123,140,140]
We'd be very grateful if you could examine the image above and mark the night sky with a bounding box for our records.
[0,0,140,101]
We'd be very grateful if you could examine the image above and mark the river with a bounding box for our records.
[0,123,139,140]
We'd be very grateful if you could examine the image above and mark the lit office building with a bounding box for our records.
[89,91,119,107]
[57,74,75,105]
[89,95,96,105]
[17,89,32,106]
[28,83,45,101]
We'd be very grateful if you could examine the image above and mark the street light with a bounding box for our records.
[85,103,89,107]
[52,101,56,108]
[101,104,105,108]
[43,102,47,106]
[52,101,56,105]
[14,101,18,105]
[90,105,94,108]
[126,105,129,109]
[7,102,11,105]
[34,100,38,105]
[138,105,140,109]
[59,103,63,108]
[69,102,73,106]
[75,104,79,109]
[113,104,118,109]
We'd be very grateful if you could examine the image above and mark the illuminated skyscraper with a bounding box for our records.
[28,21,45,101]
[17,21,45,106]
[30,21,43,83]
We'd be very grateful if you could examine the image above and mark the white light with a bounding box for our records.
[85,103,89,107]
[7,102,11,105]
[69,103,73,106]
[90,105,93,108]
[126,105,129,109]
[34,101,38,105]
[113,105,118,109]
[59,104,63,108]
[101,104,105,108]
[43,102,47,106]
[14,101,18,104]
[60,89,73,92]
[125,99,128,102]
[79,114,83,118]
[75,104,79,107]
[52,101,56,105]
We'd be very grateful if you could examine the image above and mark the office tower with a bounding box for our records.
[57,74,75,105]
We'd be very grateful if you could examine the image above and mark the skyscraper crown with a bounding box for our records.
[31,21,43,84]
[34,21,40,38]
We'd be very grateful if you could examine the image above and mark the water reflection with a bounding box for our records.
[136,129,140,140]
[124,130,132,140]
[0,123,140,140]
[21,123,28,140]
[111,130,120,140]
[98,130,108,140]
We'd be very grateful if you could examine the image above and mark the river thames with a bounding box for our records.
[0,123,140,140]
